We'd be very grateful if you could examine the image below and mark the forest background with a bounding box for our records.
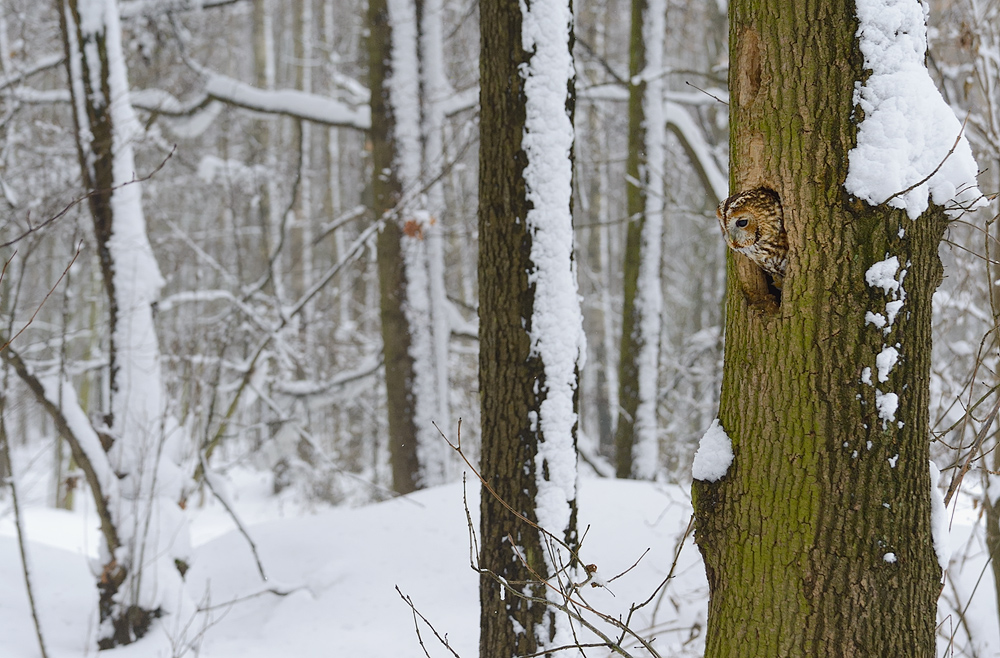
[1,0,999,655]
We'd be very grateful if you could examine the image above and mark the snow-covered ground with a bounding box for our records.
[1,448,997,657]
[0,465,707,658]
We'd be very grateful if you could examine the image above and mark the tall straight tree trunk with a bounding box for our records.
[691,1,979,654]
[478,0,582,652]
[60,0,191,647]
[615,0,665,479]
[368,0,448,493]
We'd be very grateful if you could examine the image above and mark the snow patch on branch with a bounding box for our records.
[203,70,370,129]
[845,0,983,219]
[692,419,733,482]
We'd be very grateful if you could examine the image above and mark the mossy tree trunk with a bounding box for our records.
[478,0,580,652]
[692,2,944,655]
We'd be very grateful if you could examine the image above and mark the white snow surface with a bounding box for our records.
[845,0,983,219]
[0,474,708,658]
[875,389,899,425]
[2,461,997,655]
[865,256,901,295]
[691,419,734,482]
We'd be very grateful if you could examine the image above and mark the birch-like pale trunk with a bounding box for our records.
[60,0,192,646]
[419,0,453,437]
[370,0,451,492]
[614,0,666,479]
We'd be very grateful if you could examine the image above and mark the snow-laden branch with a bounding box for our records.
[203,69,370,129]
[0,344,122,557]
[272,355,383,398]
[129,68,371,130]
[665,101,728,204]
[119,0,245,18]
[0,53,64,91]
[846,0,984,218]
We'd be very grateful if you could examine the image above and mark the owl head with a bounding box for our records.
[716,187,782,251]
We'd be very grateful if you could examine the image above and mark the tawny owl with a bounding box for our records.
[716,187,788,288]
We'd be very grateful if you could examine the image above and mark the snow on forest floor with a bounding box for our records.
[0,461,998,657]
[0,466,706,658]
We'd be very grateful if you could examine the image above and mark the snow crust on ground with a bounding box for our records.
[691,419,733,482]
[1,452,996,655]
[846,0,983,219]
[0,473,707,658]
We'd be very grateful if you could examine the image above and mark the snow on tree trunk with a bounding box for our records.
[419,0,453,441]
[615,0,665,479]
[384,0,448,487]
[371,0,451,491]
[478,0,582,650]
[521,0,583,644]
[631,0,666,479]
[60,0,192,646]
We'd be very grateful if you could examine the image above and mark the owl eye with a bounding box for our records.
[735,218,749,228]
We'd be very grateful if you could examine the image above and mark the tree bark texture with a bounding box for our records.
[692,2,943,656]
[60,0,119,430]
[368,0,420,494]
[478,0,579,653]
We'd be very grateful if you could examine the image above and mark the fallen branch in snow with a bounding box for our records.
[194,585,301,614]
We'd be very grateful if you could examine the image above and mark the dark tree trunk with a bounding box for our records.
[368,0,421,494]
[478,0,580,652]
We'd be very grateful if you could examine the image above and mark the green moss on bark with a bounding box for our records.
[693,2,943,655]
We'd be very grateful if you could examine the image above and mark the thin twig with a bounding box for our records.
[0,245,81,354]
[0,405,50,658]
[198,451,269,581]
[395,586,463,658]
[1,148,175,248]
[944,392,1000,506]
[684,80,728,105]
[884,114,970,205]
